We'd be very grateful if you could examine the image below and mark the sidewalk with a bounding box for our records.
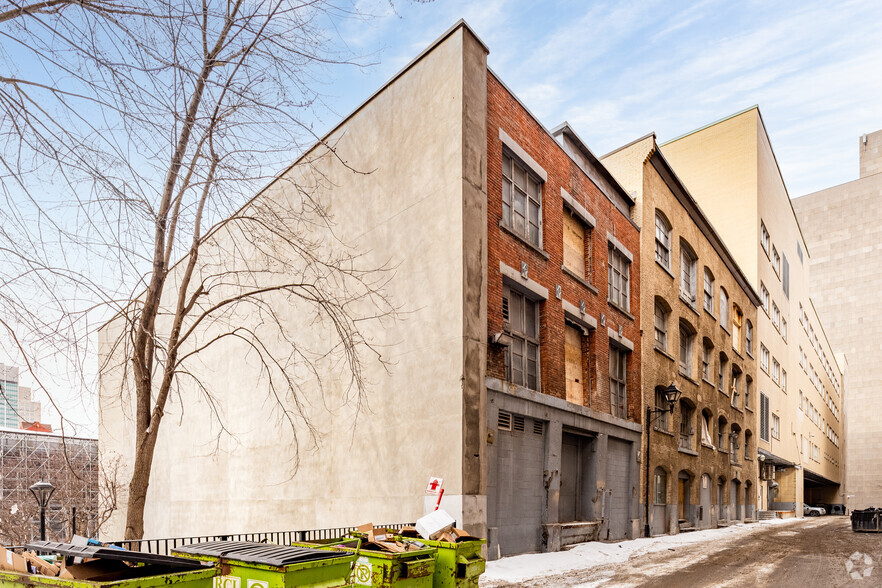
[481,517,801,586]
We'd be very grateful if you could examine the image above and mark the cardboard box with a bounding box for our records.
[416,509,455,540]
[22,551,59,576]
[60,560,129,580]
[0,546,29,574]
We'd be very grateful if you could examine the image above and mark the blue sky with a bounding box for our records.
[8,0,882,432]
[324,0,882,197]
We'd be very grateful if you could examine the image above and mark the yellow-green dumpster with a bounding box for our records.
[292,536,435,588]
[394,538,484,588]
[173,541,355,588]
[1,541,217,588]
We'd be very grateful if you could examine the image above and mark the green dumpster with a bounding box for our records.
[394,538,484,588]
[173,541,355,588]
[0,541,217,588]
[0,565,217,588]
[292,536,435,588]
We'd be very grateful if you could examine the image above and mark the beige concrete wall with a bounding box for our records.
[794,163,882,510]
[661,108,844,512]
[98,25,489,540]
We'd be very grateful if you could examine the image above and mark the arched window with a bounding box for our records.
[679,399,696,450]
[745,320,754,355]
[733,305,744,353]
[744,430,753,461]
[655,386,671,431]
[720,287,729,329]
[702,337,714,382]
[679,319,696,377]
[654,467,667,504]
[717,415,728,450]
[718,351,729,392]
[703,267,715,313]
[654,297,671,352]
[701,409,713,446]
[680,239,698,305]
[655,211,672,269]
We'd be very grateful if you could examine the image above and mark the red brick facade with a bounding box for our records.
[485,72,642,423]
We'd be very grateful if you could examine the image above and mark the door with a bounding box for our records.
[559,433,580,522]
[606,438,631,539]
[700,474,712,529]
[488,411,546,556]
[678,478,686,520]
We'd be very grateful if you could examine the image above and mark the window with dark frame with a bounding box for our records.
[703,268,714,314]
[760,393,770,441]
[609,344,628,418]
[503,286,540,391]
[655,212,671,269]
[608,245,630,311]
[502,151,542,247]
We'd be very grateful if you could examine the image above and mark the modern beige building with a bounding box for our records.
[793,129,882,511]
[603,135,760,535]
[660,107,844,515]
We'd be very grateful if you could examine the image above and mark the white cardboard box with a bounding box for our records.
[416,509,456,540]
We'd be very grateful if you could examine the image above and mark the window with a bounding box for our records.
[608,245,630,311]
[503,286,540,391]
[654,468,667,504]
[760,345,769,373]
[717,416,728,449]
[502,151,542,246]
[745,376,752,409]
[702,339,713,381]
[771,414,780,440]
[772,246,781,276]
[655,387,670,431]
[745,320,754,355]
[718,352,728,392]
[781,370,787,392]
[703,268,714,314]
[563,209,588,279]
[655,211,671,269]
[799,390,803,411]
[680,240,697,305]
[720,288,729,329]
[654,299,669,352]
[781,318,787,341]
[744,431,752,460]
[679,321,695,377]
[679,400,695,450]
[701,410,713,445]
[732,305,743,353]
[761,222,770,255]
[564,323,584,405]
[731,365,741,407]
[772,303,780,330]
[609,345,628,418]
[760,393,770,442]
[783,254,790,298]
[772,359,780,384]
[760,283,769,313]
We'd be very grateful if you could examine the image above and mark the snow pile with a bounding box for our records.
[482,518,800,584]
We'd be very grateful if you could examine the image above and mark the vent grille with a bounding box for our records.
[513,415,525,432]
[533,421,544,435]
[498,410,512,431]
[502,293,510,322]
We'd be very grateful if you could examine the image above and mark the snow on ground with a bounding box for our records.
[482,518,800,585]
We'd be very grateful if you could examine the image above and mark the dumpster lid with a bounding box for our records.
[27,541,207,569]
[173,541,345,567]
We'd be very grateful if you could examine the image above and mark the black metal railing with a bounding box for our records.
[107,523,414,556]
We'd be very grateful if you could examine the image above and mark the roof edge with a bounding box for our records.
[660,105,759,147]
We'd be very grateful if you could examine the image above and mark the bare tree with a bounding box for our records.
[0,0,399,540]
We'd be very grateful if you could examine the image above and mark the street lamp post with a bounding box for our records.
[29,481,55,541]
[644,384,682,538]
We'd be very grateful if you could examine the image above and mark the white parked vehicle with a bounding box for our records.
[804,504,827,517]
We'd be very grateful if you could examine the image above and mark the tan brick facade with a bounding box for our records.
[603,135,760,535]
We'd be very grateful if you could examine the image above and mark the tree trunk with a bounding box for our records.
[124,427,161,540]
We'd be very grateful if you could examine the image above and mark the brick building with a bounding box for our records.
[484,76,642,556]
[603,135,760,536]
[99,21,643,558]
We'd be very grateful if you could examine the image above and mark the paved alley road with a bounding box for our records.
[483,517,882,587]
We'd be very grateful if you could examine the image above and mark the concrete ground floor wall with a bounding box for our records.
[484,378,642,560]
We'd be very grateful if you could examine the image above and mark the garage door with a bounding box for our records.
[606,438,631,540]
[488,410,546,556]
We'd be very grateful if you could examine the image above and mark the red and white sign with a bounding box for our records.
[426,477,443,495]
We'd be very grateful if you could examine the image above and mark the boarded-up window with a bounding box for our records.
[563,211,586,277]
[565,324,584,405]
